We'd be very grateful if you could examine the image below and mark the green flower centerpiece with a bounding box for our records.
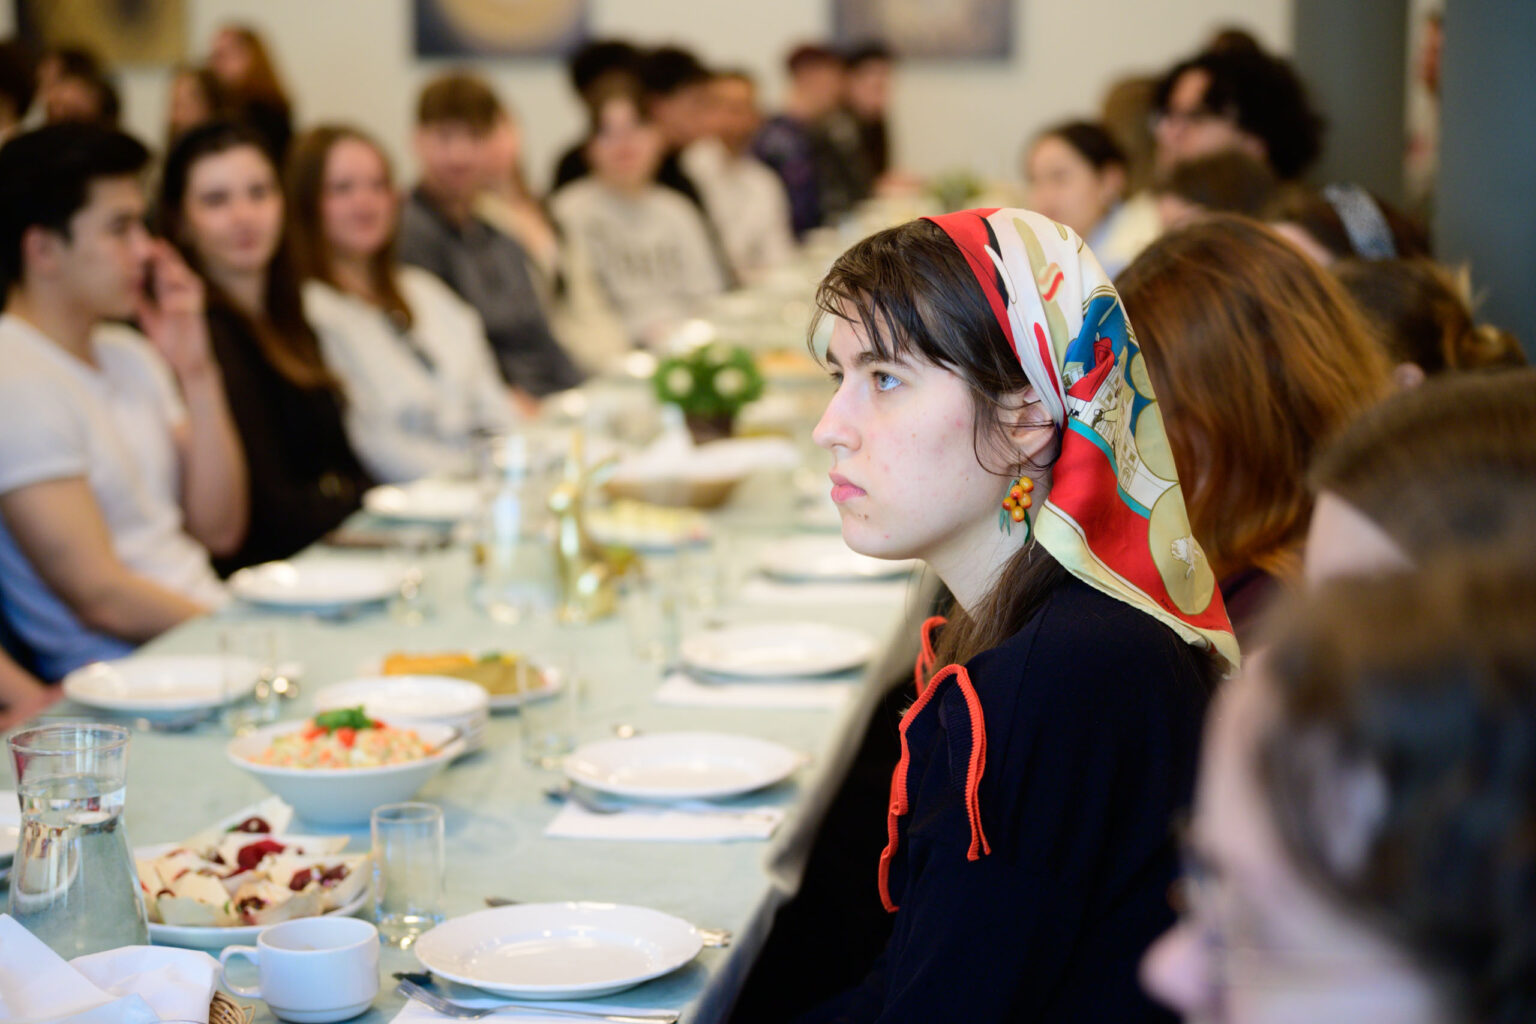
[653,342,765,445]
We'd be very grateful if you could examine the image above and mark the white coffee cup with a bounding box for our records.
[219,916,380,1023]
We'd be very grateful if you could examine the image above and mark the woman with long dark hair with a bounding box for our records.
[799,208,1236,1022]
[159,120,371,573]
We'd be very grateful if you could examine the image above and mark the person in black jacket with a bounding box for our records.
[792,208,1238,1023]
[159,121,371,574]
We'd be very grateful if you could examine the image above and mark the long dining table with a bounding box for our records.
[3,451,925,1023]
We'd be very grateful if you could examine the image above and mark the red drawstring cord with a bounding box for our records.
[913,615,945,696]
[878,624,993,913]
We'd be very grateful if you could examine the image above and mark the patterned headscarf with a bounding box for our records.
[925,208,1239,673]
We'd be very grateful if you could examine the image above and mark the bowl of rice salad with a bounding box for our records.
[228,709,464,825]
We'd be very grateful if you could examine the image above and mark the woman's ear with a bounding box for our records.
[1005,384,1057,469]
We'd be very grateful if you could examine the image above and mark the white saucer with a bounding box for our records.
[564,731,800,801]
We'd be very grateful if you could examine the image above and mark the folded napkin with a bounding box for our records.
[543,799,782,842]
[0,914,219,1024]
[654,671,855,711]
[393,990,672,1023]
[736,577,911,608]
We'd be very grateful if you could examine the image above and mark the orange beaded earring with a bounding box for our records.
[999,474,1034,541]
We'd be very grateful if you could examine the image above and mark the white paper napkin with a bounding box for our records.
[0,914,219,1024]
[392,991,674,1023]
[736,577,910,607]
[654,671,855,711]
[543,799,782,842]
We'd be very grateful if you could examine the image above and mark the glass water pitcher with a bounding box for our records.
[7,723,148,956]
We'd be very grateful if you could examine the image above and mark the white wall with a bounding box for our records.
[4,0,1291,191]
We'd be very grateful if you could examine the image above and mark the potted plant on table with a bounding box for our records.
[653,342,765,445]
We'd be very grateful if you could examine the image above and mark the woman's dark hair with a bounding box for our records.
[1334,258,1523,373]
[286,124,413,330]
[1257,553,1536,1024]
[158,119,336,391]
[1033,119,1127,173]
[1154,46,1325,180]
[1265,185,1430,263]
[810,219,1069,667]
[1308,368,1536,559]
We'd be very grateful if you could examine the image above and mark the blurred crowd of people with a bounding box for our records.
[0,20,1533,1024]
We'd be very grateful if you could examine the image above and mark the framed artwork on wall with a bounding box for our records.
[14,0,185,65]
[832,0,1013,60]
[414,0,588,58]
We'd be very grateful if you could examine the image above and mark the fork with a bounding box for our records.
[394,979,679,1022]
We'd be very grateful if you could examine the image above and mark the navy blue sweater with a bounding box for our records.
[801,576,1212,1023]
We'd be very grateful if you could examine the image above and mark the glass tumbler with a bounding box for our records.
[371,802,445,949]
[7,723,148,956]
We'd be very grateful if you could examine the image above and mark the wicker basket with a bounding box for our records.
[211,991,255,1024]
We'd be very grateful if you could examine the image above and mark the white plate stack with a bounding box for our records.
[313,676,491,754]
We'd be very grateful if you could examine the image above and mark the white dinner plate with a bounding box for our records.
[61,655,261,716]
[679,622,876,678]
[136,842,367,949]
[363,479,480,523]
[758,535,917,582]
[564,731,801,801]
[229,559,408,610]
[0,790,18,868]
[414,902,702,1000]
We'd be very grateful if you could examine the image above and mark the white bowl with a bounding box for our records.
[227,721,464,825]
[314,676,491,755]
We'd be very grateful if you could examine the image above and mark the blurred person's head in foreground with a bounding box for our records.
[638,45,711,149]
[413,71,501,211]
[1153,44,1323,181]
[1266,183,1429,268]
[1304,368,1536,585]
[1116,215,1391,626]
[1334,258,1525,387]
[1024,120,1128,243]
[1143,549,1536,1024]
[1153,150,1278,231]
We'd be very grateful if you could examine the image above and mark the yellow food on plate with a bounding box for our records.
[250,708,435,769]
[381,650,546,696]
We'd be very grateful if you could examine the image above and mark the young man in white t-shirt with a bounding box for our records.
[0,123,247,680]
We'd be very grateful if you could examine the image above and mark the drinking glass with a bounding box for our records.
[7,723,148,956]
[220,625,277,734]
[519,657,583,769]
[371,802,445,949]
[472,433,556,624]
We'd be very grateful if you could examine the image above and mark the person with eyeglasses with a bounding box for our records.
[1142,552,1536,1024]
[1151,44,1324,182]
